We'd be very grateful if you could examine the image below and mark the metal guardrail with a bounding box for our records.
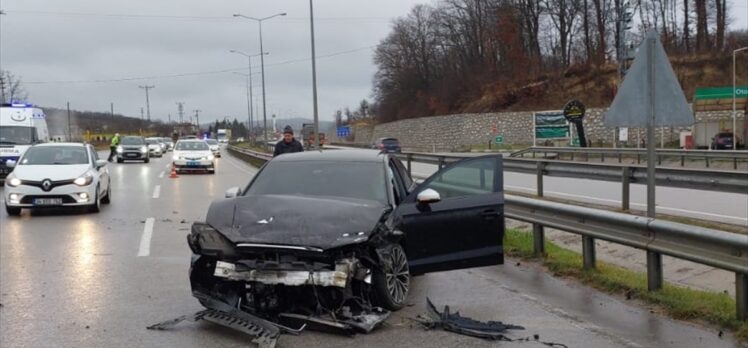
[511,146,748,169]
[228,143,748,320]
[227,145,273,162]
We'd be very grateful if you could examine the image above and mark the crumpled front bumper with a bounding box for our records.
[213,258,369,288]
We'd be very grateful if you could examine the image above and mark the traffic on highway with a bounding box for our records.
[2,1,748,347]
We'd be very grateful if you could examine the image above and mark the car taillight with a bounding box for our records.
[378,143,384,149]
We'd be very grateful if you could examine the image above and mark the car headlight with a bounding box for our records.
[140,146,148,153]
[6,175,21,187]
[207,155,215,161]
[116,146,123,154]
[172,155,180,161]
[74,172,94,186]
[188,222,237,258]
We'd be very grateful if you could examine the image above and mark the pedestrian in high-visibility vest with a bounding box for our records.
[108,133,120,162]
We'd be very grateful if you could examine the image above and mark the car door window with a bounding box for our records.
[418,157,498,200]
[388,160,407,205]
[391,158,413,192]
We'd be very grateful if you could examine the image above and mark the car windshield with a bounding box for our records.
[247,161,387,204]
[0,126,36,145]
[205,139,218,145]
[20,146,89,165]
[146,139,159,144]
[121,137,145,145]
[176,141,209,151]
[382,139,399,145]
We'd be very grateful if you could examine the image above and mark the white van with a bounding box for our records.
[0,104,49,180]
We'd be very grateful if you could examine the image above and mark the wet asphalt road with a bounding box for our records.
[0,148,742,347]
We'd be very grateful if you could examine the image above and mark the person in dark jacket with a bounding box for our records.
[273,125,304,157]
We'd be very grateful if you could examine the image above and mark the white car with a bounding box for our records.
[145,138,164,157]
[172,139,215,174]
[4,143,111,215]
[205,139,221,157]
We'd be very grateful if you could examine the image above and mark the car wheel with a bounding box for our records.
[101,181,111,204]
[372,243,410,311]
[117,158,124,163]
[88,189,101,213]
[144,158,150,163]
[5,205,21,216]
[210,167,216,174]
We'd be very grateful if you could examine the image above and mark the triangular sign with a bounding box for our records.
[604,30,694,127]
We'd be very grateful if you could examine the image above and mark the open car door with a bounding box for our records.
[393,155,504,275]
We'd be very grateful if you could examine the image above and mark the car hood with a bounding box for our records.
[12,164,90,181]
[175,151,211,158]
[205,194,388,250]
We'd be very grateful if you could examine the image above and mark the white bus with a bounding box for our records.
[0,104,49,180]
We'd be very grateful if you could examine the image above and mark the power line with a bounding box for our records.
[24,45,375,85]
[3,10,391,22]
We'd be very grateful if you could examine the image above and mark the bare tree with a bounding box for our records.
[0,70,29,104]
[545,0,582,67]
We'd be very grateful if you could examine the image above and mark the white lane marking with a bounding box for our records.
[137,217,155,257]
[505,185,748,223]
[165,163,170,169]
[158,171,165,179]
[152,185,161,199]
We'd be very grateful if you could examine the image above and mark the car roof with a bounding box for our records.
[177,139,207,143]
[272,149,387,163]
[35,142,86,147]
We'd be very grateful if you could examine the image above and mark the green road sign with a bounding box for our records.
[694,86,748,100]
[494,136,504,144]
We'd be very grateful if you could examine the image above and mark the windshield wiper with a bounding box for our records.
[0,141,18,144]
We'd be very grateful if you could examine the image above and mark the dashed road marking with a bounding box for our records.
[152,185,161,199]
[158,171,165,179]
[137,217,155,257]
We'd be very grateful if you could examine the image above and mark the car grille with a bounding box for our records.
[22,179,76,192]
[20,195,76,204]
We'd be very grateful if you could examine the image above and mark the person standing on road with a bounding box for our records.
[108,133,120,162]
[273,126,304,157]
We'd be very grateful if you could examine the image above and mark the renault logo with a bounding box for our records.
[41,179,53,192]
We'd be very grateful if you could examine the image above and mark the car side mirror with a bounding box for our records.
[95,159,108,168]
[225,187,241,199]
[5,160,16,168]
[417,188,441,204]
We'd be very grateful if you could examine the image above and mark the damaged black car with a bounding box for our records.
[185,149,504,337]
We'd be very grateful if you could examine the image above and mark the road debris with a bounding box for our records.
[414,298,568,347]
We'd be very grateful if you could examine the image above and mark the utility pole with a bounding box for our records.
[193,109,201,132]
[67,102,71,141]
[309,0,320,149]
[176,102,185,123]
[110,102,114,119]
[140,107,145,120]
[138,85,155,121]
[168,113,171,123]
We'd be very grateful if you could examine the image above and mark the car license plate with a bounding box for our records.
[187,161,199,166]
[33,198,63,206]
[126,153,137,157]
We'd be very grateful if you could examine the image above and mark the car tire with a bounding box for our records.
[372,243,410,311]
[5,205,21,216]
[117,158,124,163]
[144,158,150,163]
[101,181,111,204]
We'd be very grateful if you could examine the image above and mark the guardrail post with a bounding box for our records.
[601,153,605,162]
[618,153,622,163]
[738,273,748,321]
[532,224,545,257]
[647,251,663,291]
[536,162,544,197]
[734,157,738,170]
[533,161,546,256]
[705,156,710,168]
[582,236,596,270]
[438,157,445,170]
[680,155,685,167]
[657,154,662,165]
[637,154,641,164]
[407,154,412,177]
[622,166,630,211]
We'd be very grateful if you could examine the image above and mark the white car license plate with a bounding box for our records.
[33,198,63,206]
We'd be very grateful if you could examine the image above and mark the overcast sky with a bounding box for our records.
[0,0,746,124]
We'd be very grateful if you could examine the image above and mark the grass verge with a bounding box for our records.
[503,228,748,342]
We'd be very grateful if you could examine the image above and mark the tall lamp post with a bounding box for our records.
[309,0,320,149]
[733,47,748,150]
[230,50,268,143]
[233,12,286,144]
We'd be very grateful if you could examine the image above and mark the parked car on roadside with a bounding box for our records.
[712,132,737,150]
[4,143,111,215]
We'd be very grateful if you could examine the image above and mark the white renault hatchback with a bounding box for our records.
[4,143,111,215]
[172,139,215,174]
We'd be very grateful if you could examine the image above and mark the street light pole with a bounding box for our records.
[230,50,268,143]
[309,0,320,149]
[233,13,286,144]
[733,47,748,150]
